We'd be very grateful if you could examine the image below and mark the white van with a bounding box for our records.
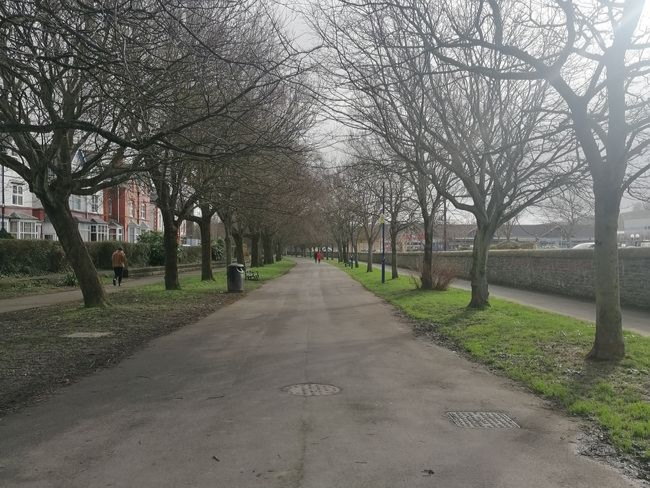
[571,242,595,249]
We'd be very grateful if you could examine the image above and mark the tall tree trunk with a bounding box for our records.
[354,239,359,268]
[198,207,215,281]
[221,216,233,265]
[366,236,374,272]
[42,198,108,307]
[421,213,434,289]
[588,183,625,360]
[224,229,232,265]
[233,232,245,265]
[390,225,398,279]
[251,233,261,267]
[161,209,180,290]
[468,222,495,308]
[275,240,283,262]
[262,232,274,265]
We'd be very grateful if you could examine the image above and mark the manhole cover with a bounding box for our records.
[63,332,113,338]
[447,411,519,428]
[282,383,341,396]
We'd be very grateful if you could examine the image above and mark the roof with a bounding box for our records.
[620,209,650,221]
[8,211,39,221]
[73,216,94,224]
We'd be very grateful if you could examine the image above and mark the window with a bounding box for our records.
[90,195,100,213]
[11,184,23,205]
[107,197,113,215]
[9,221,40,239]
[109,227,123,241]
[90,224,108,242]
[78,223,90,241]
[128,200,134,217]
[140,204,146,220]
[70,195,82,211]
[20,221,39,239]
[128,225,138,242]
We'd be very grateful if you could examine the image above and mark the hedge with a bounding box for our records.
[85,241,151,270]
[178,245,202,264]
[0,240,203,276]
[0,240,67,276]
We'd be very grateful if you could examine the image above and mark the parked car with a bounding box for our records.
[571,242,595,249]
[640,241,650,248]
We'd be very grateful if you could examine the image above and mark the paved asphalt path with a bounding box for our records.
[0,270,202,314]
[0,260,640,487]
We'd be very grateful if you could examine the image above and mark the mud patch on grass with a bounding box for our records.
[0,284,239,416]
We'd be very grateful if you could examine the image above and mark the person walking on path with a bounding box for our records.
[317,250,322,264]
[111,247,127,286]
[314,249,319,264]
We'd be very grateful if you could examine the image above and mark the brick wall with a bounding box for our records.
[368,248,650,309]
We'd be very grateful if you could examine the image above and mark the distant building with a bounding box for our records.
[1,151,169,243]
[388,221,596,251]
[1,164,43,239]
[104,180,161,243]
[620,209,650,241]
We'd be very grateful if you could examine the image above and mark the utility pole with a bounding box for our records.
[381,181,385,284]
[0,146,6,234]
[443,197,447,251]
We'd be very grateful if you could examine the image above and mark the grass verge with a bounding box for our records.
[335,262,650,472]
[0,259,294,416]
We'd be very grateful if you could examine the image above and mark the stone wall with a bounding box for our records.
[368,248,650,309]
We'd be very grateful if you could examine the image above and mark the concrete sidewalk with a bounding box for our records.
[0,268,204,314]
[393,266,650,336]
[0,259,640,487]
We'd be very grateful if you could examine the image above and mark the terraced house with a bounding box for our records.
[1,151,162,242]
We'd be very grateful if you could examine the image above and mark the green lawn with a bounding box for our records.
[335,262,650,462]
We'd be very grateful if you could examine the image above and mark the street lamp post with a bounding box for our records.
[439,197,445,251]
[1,162,5,232]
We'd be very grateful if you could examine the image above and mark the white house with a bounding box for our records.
[620,209,650,241]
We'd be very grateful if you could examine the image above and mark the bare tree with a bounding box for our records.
[313,2,577,303]
[0,0,310,306]
[399,0,650,358]
[349,137,418,278]
[540,183,595,247]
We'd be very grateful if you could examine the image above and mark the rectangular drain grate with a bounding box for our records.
[447,411,520,429]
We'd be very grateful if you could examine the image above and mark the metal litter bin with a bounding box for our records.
[227,263,245,292]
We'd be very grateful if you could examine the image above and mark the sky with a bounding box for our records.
[275,0,650,223]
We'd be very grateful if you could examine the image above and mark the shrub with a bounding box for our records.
[411,255,457,291]
[0,240,67,276]
[58,271,78,287]
[492,240,537,250]
[212,239,224,261]
[178,245,202,264]
[137,231,165,266]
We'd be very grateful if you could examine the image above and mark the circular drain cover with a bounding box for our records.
[282,383,341,396]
